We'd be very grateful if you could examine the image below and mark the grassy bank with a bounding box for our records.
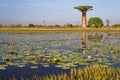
[0,27,120,32]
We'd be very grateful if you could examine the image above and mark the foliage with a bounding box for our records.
[7,24,22,28]
[66,23,73,27]
[28,23,35,27]
[0,24,3,27]
[112,23,120,28]
[88,17,104,28]
[40,65,120,80]
[9,65,120,80]
[74,6,93,12]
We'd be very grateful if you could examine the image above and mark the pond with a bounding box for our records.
[0,31,120,79]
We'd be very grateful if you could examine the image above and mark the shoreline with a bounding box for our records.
[0,27,120,32]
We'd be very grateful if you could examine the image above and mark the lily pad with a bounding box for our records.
[30,66,38,69]
[0,65,7,70]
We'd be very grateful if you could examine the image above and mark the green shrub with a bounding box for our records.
[112,24,120,28]
[28,23,35,27]
[88,17,104,28]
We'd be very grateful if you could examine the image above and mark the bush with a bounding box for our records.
[0,24,3,27]
[28,24,35,27]
[112,24,120,28]
[88,17,104,28]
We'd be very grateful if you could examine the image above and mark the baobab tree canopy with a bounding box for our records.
[74,6,93,12]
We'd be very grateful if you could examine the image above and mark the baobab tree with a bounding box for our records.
[74,6,93,28]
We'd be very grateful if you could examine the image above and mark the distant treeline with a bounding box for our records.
[112,23,120,28]
[0,23,80,28]
[0,23,120,28]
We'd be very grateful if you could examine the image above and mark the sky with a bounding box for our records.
[0,0,120,26]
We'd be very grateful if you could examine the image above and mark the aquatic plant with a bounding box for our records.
[30,66,38,69]
[0,65,7,70]
[9,65,120,80]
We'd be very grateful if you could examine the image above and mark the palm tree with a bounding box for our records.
[74,6,93,28]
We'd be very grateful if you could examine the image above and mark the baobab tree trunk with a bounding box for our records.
[82,12,86,28]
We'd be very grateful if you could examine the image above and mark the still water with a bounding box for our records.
[0,31,120,79]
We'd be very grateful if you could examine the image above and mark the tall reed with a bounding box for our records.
[41,65,120,80]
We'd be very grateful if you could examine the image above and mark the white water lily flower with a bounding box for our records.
[87,55,92,59]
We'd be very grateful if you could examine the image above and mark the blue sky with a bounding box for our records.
[0,0,120,25]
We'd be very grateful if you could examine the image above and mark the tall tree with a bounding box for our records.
[74,6,93,28]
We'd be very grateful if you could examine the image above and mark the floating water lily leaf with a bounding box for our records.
[61,66,70,69]
[78,61,90,65]
[0,65,7,70]
[30,66,38,69]
[29,61,38,64]
[43,64,50,67]
[55,64,62,68]
[105,62,113,66]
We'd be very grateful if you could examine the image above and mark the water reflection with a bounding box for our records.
[88,33,103,43]
[81,32,104,54]
[105,32,120,43]
[81,32,87,54]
